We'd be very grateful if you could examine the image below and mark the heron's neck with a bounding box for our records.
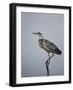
[39,35,43,39]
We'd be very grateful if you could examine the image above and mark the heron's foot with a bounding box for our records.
[45,60,50,66]
[45,61,48,65]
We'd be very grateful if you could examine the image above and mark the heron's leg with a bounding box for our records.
[45,53,50,76]
[45,53,54,64]
[47,53,54,63]
[45,53,54,76]
[45,53,50,65]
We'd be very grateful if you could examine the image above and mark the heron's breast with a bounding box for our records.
[38,39,51,52]
[38,39,44,48]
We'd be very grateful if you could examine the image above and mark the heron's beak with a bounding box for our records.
[32,33,37,35]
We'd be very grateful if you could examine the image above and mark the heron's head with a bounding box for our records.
[32,32,43,39]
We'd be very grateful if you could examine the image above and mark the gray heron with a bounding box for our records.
[33,32,62,76]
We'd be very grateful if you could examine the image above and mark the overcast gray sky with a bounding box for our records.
[21,12,64,77]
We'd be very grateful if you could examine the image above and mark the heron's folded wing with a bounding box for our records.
[43,39,58,51]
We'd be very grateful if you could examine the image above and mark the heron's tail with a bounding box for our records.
[55,48,62,55]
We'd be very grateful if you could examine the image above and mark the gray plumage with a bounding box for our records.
[33,32,61,55]
[33,32,62,76]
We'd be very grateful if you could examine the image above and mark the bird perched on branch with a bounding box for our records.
[33,32,62,76]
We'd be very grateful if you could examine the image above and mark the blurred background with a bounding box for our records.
[21,12,64,77]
